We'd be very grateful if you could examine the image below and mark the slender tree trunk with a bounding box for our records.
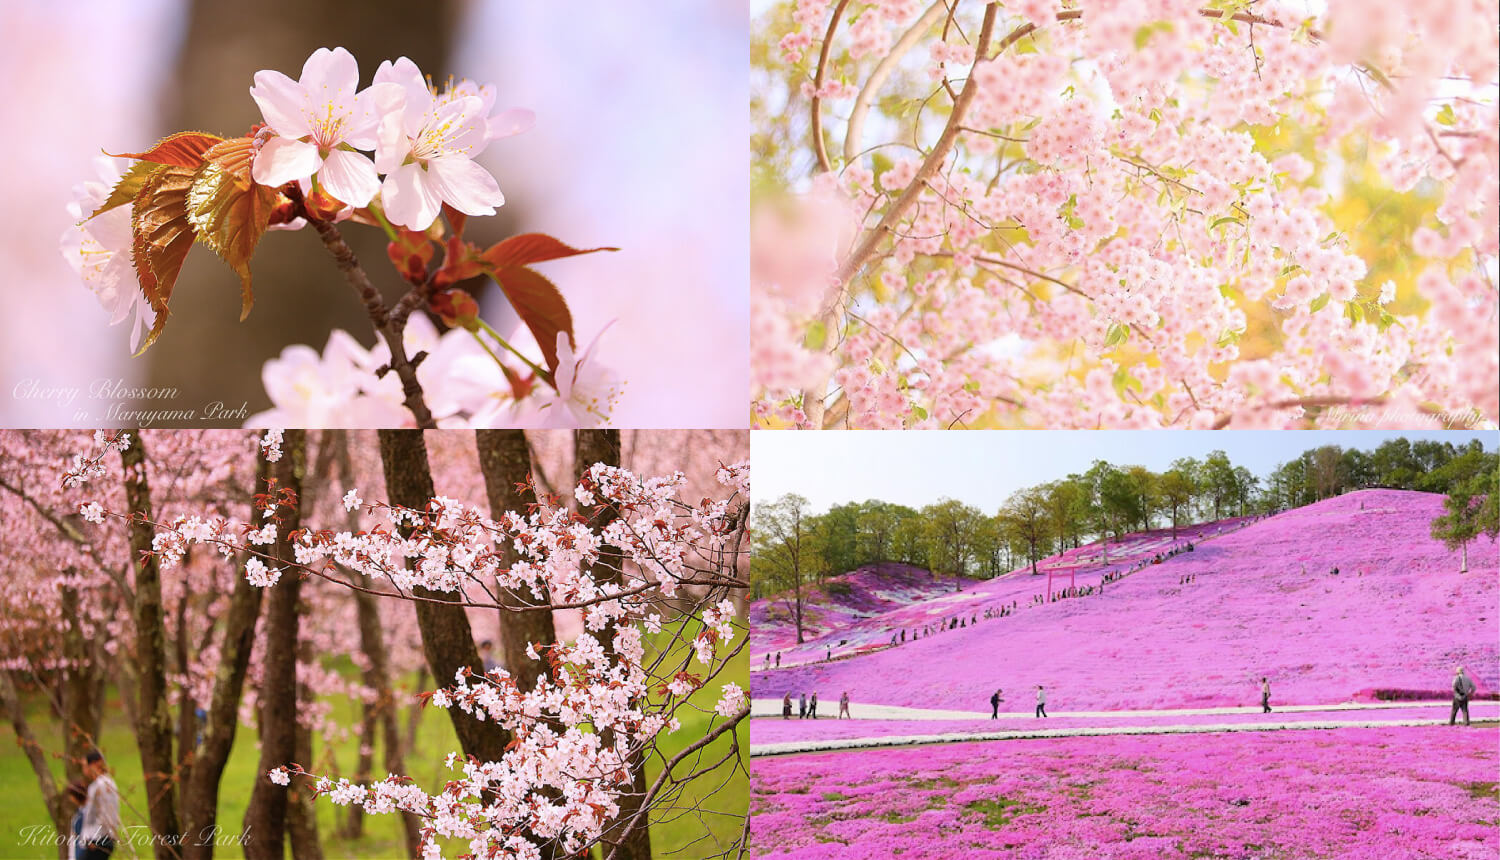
[181,456,271,860]
[474,431,559,691]
[174,593,198,799]
[60,567,105,786]
[377,431,511,766]
[323,430,421,857]
[120,434,183,858]
[1,671,69,856]
[575,431,652,860]
[286,630,323,860]
[243,430,307,860]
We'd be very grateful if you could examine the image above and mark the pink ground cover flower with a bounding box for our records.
[751,726,1500,859]
[753,490,1499,711]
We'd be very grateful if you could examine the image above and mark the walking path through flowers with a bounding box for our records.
[749,699,1500,756]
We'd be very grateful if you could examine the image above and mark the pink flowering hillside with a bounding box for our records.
[754,516,1258,669]
[754,490,1499,711]
[752,564,974,655]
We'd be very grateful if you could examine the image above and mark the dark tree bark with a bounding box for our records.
[377,430,511,767]
[574,430,652,860]
[475,431,558,691]
[243,430,307,860]
[120,434,184,858]
[182,457,272,860]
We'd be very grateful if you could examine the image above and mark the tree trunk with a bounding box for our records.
[575,431,653,860]
[243,430,307,860]
[286,627,324,860]
[474,431,559,691]
[326,430,421,857]
[60,567,105,786]
[1461,541,1468,573]
[119,434,183,858]
[1,671,69,855]
[181,457,271,860]
[377,431,512,766]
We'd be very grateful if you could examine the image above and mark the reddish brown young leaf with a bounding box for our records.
[433,237,484,289]
[442,203,468,239]
[489,266,575,374]
[88,160,165,221]
[186,137,278,320]
[480,233,618,270]
[108,131,224,168]
[386,226,437,284]
[131,164,199,353]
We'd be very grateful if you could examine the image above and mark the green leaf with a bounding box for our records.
[1216,328,1242,347]
[911,405,928,421]
[1309,293,1330,313]
[1111,366,1138,397]
[1210,216,1243,230]
[1435,104,1457,127]
[804,320,827,351]
[1104,322,1130,348]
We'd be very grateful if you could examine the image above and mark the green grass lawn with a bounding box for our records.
[1,629,747,859]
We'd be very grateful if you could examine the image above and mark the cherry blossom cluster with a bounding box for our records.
[249,47,531,231]
[60,431,751,858]
[755,0,1500,429]
[61,430,132,488]
[247,314,623,429]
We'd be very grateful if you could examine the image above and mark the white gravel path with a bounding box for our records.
[749,697,1490,720]
[748,700,1500,757]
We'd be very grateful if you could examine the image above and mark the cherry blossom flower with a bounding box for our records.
[372,57,508,230]
[249,47,390,207]
[533,330,624,428]
[60,157,154,352]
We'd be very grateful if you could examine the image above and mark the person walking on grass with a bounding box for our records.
[809,691,819,719]
[1451,666,1477,726]
[1261,677,1272,714]
[798,692,807,719]
[80,751,119,860]
[1035,685,1048,718]
[839,691,851,719]
[782,692,793,720]
[991,689,1004,719]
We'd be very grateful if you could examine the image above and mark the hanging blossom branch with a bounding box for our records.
[61,46,625,429]
[62,432,752,859]
[755,0,1499,430]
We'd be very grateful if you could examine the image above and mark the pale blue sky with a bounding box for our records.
[751,431,1499,512]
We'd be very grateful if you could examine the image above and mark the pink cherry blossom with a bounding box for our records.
[59,156,154,351]
[249,47,389,207]
[373,57,506,230]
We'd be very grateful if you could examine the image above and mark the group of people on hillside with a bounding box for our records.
[64,751,120,859]
[782,690,852,719]
[1179,573,1199,585]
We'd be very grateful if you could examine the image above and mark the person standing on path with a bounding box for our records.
[809,691,819,719]
[839,691,851,719]
[991,689,1004,719]
[79,751,119,860]
[1261,677,1272,713]
[1451,666,1477,726]
[782,692,792,720]
[1035,685,1048,718]
[798,692,807,719]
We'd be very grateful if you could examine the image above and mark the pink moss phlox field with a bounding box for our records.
[753,518,1252,668]
[752,563,976,655]
[750,726,1500,859]
[753,491,1499,711]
